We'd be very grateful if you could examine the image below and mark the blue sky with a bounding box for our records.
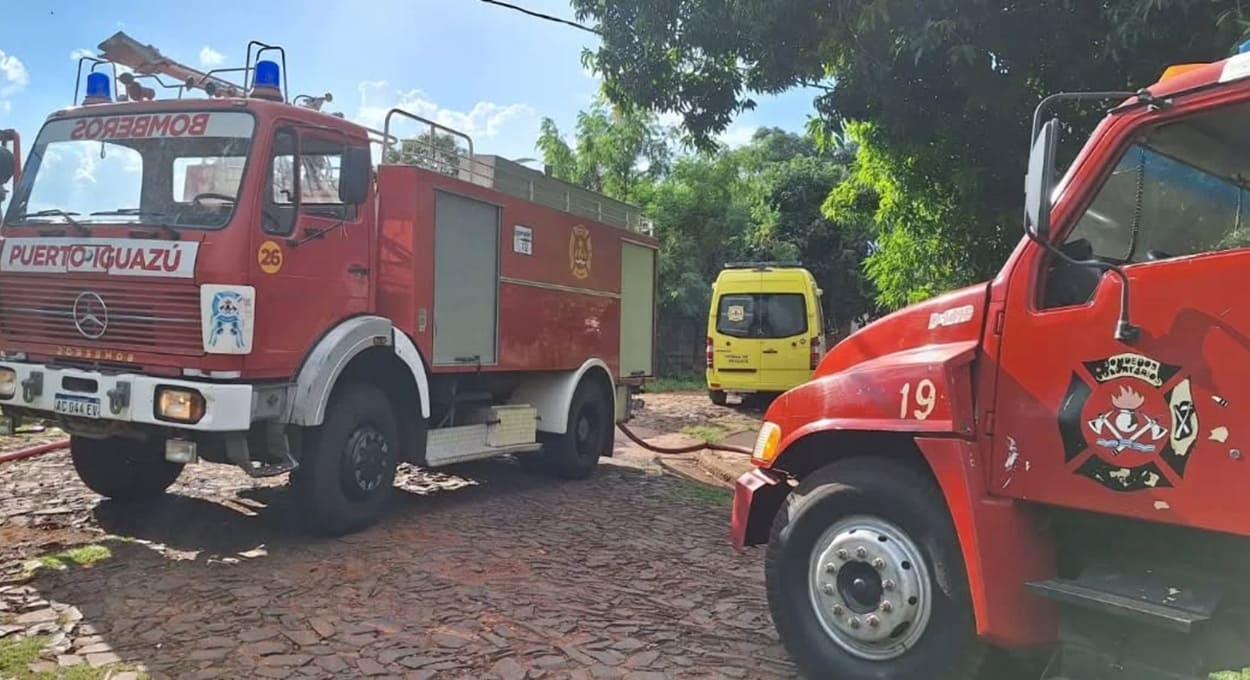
[0,0,821,203]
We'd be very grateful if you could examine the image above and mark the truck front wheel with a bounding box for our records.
[765,458,984,680]
[70,436,183,501]
[293,383,400,536]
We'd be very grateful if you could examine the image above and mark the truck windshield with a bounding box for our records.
[3,111,255,230]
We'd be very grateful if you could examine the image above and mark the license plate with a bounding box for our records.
[54,394,101,419]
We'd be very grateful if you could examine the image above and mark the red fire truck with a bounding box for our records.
[732,45,1250,680]
[0,34,657,536]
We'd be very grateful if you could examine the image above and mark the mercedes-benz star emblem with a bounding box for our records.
[72,291,109,339]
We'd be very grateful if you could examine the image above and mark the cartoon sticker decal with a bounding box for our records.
[569,225,592,280]
[1058,352,1217,492]
[200,284,256,355]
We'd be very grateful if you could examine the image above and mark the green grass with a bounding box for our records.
[0,636,44,678]
[1212,670,1250,679]
[680,424,731,444]
[33,544,112,571]
[0,636,146,680]
[669,480,733,510]
[646,374,705,393]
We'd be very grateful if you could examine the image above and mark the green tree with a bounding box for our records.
[571,0,1250,307]
[534,97,672,203]
[737,128,876,337]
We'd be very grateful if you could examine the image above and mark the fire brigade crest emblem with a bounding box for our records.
[569,225,592,280]
[207,290,246,350]
[1057,353,1199,492]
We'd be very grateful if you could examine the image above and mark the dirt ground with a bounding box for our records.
[0,393,790,680]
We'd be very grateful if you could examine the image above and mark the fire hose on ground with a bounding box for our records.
[616,422,753,456]
[0,438,70,464]
[0,424,751,466]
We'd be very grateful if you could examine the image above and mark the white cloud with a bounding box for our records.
[354,81,534,142]
[719,123,758,149]
[0,49,29,97]
[655,111,684,129]
[0,48,28,113]
[69,48,96,62]
[75,146,97,185]
[199,46,225,67]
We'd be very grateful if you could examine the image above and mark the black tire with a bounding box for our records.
[709,389,728,406]
[531,379,613,480]
[765,457,985,680]
[293,383,399,536]
[70,436,183,501]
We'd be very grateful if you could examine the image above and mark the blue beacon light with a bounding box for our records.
[1238,39,1250,55]
[250,60,283,101]
[83,72,113,105]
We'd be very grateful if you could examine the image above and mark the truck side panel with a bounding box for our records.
[376,165,649,377]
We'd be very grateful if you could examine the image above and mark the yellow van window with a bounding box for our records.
[717,294,807,338]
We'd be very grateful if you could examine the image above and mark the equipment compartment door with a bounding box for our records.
[619,241,655,378]
[433,191,499,366]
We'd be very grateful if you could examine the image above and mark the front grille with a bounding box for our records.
[0,276,203,356]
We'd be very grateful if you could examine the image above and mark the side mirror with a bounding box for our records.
[0,147,14,186]
[339,146,371,205]
[1024,118,1058,240]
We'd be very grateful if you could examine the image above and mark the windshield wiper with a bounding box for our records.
[89,209,181,241]
[13,209,89,236]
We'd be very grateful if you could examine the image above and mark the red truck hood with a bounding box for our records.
[818,283,990,378]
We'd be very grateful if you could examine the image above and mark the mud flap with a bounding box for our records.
[731,468,789,550]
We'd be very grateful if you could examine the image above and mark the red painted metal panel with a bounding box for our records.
[497,283,619,375]
[914,437,1058,648]
[759,340,981,466]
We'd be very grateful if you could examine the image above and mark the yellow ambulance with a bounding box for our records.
[705,262,825,406]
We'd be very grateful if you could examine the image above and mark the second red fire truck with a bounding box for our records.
[0,34,657,535]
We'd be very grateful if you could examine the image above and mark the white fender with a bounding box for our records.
[290,316,430,426]
[507,358,615,434]
[391,328,431,419]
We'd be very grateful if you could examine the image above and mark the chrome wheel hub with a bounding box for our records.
[808,515,932,660]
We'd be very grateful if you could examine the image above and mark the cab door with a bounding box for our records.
[247,124,372,375]
[990,104,1250,536]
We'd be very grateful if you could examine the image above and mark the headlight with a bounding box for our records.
[156,387,205,423]
[752,421,782,466]
[0,368,16,399]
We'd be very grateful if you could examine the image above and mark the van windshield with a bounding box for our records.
[3,111,255,231]
[717,293,808,338]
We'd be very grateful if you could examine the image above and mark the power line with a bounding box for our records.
[478,0,601,35]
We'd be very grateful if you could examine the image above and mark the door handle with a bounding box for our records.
[762,349,779,355]
[347,264,369,276]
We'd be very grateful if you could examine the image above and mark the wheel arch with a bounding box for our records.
[507,358,615,435]
[747,431,1058,648]
[290,315,431,428]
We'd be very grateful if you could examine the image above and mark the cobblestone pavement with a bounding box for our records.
[0,405,794,679]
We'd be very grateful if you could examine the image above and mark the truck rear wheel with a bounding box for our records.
[70,436,183,501]
[293,383,399,536]
[765,458,984,680]
[529,379,612,480]
[709,389,728,406]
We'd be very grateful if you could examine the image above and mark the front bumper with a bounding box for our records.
[0,361,253,432]
[730,467,789,551]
